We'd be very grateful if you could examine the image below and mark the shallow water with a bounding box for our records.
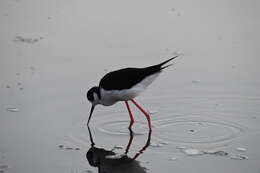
[1,0,260,173]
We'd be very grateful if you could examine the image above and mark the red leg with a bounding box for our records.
[131,99,152,131]
[125,101,134,129]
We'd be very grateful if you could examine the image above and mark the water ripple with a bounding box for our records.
[91,107,246,147]
[153,116,245,145]
[98,120,149,135]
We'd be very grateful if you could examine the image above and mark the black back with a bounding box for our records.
[99,56,177,90]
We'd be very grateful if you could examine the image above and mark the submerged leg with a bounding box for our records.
[125,101,134,129]
[125,128,134,154]
[130,99,152,131]
[132,129,152,160]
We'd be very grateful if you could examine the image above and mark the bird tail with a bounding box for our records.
[144,55,179,76]
[159,55,179,70]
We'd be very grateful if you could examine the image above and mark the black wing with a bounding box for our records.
[99,56,178,90]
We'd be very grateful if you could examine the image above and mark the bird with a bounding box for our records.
[86,56,178,131]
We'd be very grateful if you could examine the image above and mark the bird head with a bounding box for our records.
[87,86,101,105]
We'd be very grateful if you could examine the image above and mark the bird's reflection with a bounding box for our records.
[86,127,151,173]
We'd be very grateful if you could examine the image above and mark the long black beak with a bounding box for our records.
[87,105,95,125]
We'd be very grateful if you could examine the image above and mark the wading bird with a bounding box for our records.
[86,56,178,131]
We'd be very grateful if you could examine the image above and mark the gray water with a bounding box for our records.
[0,0,260,172]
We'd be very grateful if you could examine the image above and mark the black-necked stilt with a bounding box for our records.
[86,56,178,131]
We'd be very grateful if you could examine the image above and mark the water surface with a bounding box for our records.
[0,0,260,172]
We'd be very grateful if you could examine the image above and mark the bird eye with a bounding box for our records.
[87,91,94,102]
[88,95,93,102]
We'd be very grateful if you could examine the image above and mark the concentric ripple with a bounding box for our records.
[92,106,246,146]
[153,116,244,144]
[98,120,149,135]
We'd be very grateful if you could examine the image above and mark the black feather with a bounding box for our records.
[99,56,178,90]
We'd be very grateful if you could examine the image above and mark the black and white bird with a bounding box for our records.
[86,56,178,131]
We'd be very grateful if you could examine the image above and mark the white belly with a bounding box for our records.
[99,72,160,106]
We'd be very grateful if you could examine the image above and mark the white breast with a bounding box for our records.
[99,72,161,106]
